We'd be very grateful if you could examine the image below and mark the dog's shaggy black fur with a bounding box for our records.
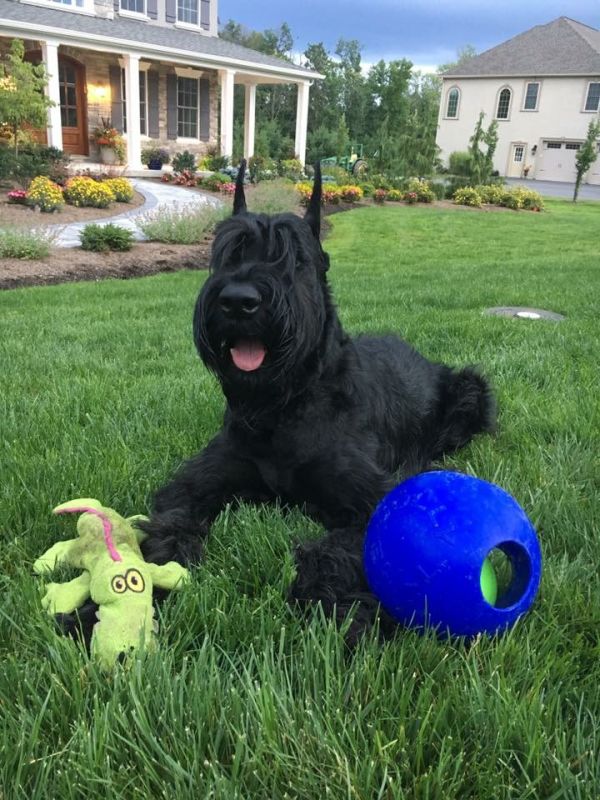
[63,163,496,645]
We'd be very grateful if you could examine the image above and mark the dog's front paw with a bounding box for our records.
[137,510,206,567]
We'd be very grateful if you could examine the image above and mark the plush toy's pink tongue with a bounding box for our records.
[230,339,266,372]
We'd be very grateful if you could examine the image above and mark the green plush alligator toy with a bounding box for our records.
[34,498,189,669]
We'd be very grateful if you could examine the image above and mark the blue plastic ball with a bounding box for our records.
[364,471,542,637]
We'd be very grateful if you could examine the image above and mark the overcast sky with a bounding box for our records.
[219,0,600,71]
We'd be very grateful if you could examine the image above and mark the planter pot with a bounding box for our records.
[147,158,164,171]
[99,146,118,165]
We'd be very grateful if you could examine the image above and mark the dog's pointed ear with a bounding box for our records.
[233,159,247,215]
[304,162,322,239]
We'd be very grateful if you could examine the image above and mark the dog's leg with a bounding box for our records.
[138,432,271,567]
[289,527,397,646]
[431,366,497,459]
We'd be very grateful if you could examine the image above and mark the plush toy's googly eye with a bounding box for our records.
[111,575,127,594]
[125,568,145,594]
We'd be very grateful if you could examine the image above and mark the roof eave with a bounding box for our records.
[442,71,600,79]
[0,18,324,81]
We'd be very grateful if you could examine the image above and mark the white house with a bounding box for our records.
[0,0,321,168]
[436,17,600,184]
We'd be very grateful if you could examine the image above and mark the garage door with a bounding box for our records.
[536,140,579,181]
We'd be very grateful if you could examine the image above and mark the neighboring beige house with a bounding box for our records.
[0,0,321,168]
[436,17,600,184]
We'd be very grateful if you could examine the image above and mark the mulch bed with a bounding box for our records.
[0,191,146,229]
[0,197,516,291]
[0,240,212,291]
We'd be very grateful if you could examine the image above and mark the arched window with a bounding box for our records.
[496,87,512,119]
[446,87,460,118]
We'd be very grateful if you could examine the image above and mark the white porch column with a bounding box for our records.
[40,40,62,151]
[123,53,142,170]
[243,83,256,160]
[219,68,235,159]
[294,81,310,166]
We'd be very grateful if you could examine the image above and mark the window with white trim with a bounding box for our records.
[496,87,511,119]
[121,69,148,136]
[445,87,460,118]
[177,76,199,138]
[523,82,539,111]
[177,0,198,24]
[49,0,86,6]
[565,142,581,150]
[121,0,145,11]
[584,82,600,112]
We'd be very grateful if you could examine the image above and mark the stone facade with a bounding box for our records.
[1,36,219,162]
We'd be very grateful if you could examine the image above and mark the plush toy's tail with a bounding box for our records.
[54,503,122,562]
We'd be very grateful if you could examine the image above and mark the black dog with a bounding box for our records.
[62,163,495,645]
[135,162,496,643]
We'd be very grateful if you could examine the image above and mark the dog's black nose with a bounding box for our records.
[218,283,262,318]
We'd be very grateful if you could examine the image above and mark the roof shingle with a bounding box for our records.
[444,17,600,78]
[0,0,317,77]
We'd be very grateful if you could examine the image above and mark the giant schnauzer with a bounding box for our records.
[65,163,496,645]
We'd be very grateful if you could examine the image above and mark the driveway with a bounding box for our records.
[505,177,600,200]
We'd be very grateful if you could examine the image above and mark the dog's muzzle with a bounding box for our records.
[218,283,262,319]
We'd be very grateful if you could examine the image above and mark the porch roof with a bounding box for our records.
[0,0,322,82]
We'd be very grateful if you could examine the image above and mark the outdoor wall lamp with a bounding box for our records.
[89,84,108,101]
[531,144,537,154]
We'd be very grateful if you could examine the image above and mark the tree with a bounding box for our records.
[468,112,498,184]
[573,120,600,202]
[0,39,54,155]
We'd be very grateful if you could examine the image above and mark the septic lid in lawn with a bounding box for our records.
[484,306,565,321]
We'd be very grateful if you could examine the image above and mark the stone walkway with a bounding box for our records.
[51,179,223,248]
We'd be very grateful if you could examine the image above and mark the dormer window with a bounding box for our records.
[120,0,146,15]
[178,0,198,24]
[174,0,210,29]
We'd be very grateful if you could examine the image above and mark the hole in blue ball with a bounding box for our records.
[485,542,532,610]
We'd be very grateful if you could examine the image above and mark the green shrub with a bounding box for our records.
[430,181,446,200]
[247,179,298,214]
[448,151,473,177]
[137,202,227,244]
[278,158,305,182]
[25,176,64,212]
[501,186,544,211]
[7,145,70,187]
[359,182,375,197]
[80,223,135,252]
[248,155,277,183]
[0,227,55,259]
[453,186,482,207]
[171,150,197,174]
[475,183,508,205]
[386,188,403,201]
[64,176,114,208]
[200,173,230,192]
[406,178,435,203]
[444,175,471,199]
[105,177,135,203]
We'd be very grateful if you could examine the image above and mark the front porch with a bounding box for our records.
[0,35,314,168]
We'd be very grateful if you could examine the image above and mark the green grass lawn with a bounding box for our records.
[1,198,599,799]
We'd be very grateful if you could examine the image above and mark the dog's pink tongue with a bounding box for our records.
[230,339,266,371]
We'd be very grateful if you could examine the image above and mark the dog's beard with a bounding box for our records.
[193,275,321,395]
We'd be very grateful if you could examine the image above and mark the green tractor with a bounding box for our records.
[320,144,368,178]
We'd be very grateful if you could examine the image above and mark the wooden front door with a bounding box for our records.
[58,56,88,155]
[25,52,88,155]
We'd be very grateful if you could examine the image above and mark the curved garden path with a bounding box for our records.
[50,179,222,248]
